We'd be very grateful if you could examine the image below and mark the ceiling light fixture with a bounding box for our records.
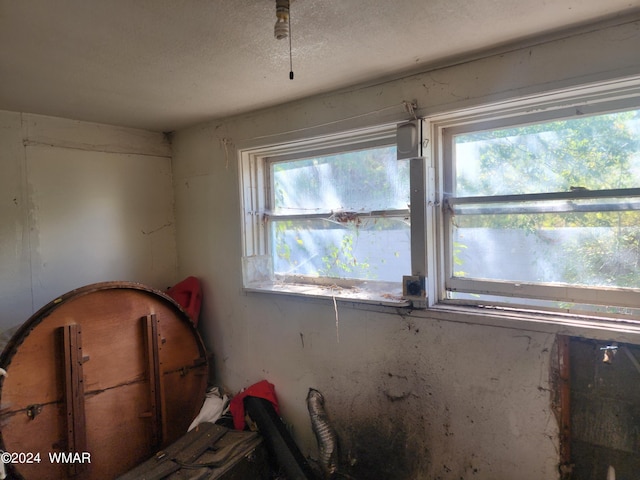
[274,0,294,80]
[274,0,290,40]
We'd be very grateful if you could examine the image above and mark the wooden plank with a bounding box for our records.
[116,423,227,480]
[61,324,88,476]
[165,431,267,480]
[173,424,228,464]
[144,314,164,449]
[116,426,268,480]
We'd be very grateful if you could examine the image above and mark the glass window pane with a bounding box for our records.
[271,217,410,282]
[452,210,640,289]
[271,146,408,215]
[454,109,640,197]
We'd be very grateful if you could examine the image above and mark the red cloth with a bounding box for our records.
[166,276,202,325]
[229,380,280,430]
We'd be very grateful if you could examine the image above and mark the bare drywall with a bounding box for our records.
[172,19,640,479]
[0,112,32,334]
[0,112,177,332]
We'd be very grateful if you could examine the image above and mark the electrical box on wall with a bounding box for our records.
[397,120,423,160]
[403,275,426,308]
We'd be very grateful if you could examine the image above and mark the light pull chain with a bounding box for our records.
[288,10,293,80]
[274,0,294,80]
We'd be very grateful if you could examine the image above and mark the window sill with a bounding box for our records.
[243,280,411,307]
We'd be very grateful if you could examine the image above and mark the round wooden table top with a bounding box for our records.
[0,281,209,480]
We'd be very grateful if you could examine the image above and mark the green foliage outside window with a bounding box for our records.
[454,109,640,289]
[270,146,409,281]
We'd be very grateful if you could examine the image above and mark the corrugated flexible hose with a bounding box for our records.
[307,388,338,479]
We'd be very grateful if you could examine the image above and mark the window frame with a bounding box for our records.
[430,76,640,316]
[239,124,414,306]
[239,76,640,319]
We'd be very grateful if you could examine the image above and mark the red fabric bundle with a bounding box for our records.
[229,380,280,430]
[166,276,202,325]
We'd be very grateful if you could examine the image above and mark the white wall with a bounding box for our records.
[172,18,640,479]
[0,112,177,332]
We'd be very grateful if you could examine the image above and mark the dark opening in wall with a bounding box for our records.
[557,336,640,479]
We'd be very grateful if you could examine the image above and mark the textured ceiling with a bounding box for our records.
[1,1,639,132]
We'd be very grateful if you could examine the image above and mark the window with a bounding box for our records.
[240,126,412,304]
[436,79,640,317]
[240,77,640,318]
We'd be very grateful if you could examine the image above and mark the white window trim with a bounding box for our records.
[239,124,413,306]
[428,75,640,317]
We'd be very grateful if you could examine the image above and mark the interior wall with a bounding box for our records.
[0,112,177,333]
[172,19,640,480]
